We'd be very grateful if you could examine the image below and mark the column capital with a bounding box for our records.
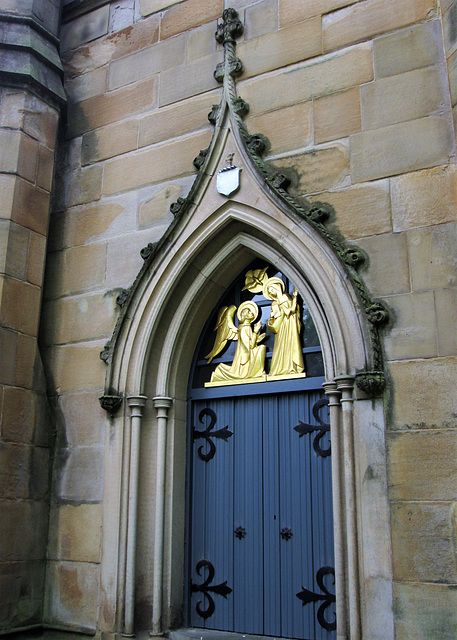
[127,395,147,418]
[322,381,341,406]
[153,396,173,410]
[335,376,355,406]
[127,395,147,408]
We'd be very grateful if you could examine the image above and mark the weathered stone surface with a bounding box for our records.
[384,291,437,360]
[394,582,457,640]
[246,102,313,156]
[0,327,17,385]
[26,231,47,287]
[0,276,41,336]
[389,429,457,501]
[407,222,457,291]
[240,44,373,116]
[44,343,106,393]
[1,386,35,443]
[105,228,165,288]
[271,143,350,195]
[49,203,124,251]
[55,446,104,502]
[442,0,455,14]
[9,176,51,236]
[61,5,109,52]
[45,561,100,629]
[161,0,223,40]
[390,501,457,583]
[65,66,108,104]
[373,20,444,79]
[239,17,322,79]
[444,1,457,58]
[0,90,58,148]
[139,90,217,148]
[314,86,361,143]
[29,446,50,500]
[0,220,29,280]
[0,443,30,499]
[107,34,186,91]
[0,561,44,628]
[279,0,354,26]
[62,14,160,77]
[103,130,211,194]
[82,118,138,165]
[356,232,410,295]
[0,500,48,559]
[361,65,449,131]
[0,173,15,219]
[159,52,222,107]
[36,145,55,192]
[109,0,135,32]
[43,293,116,345]
[245,0,278,40]
[15,333,37,389]
[391,165,457,231]
[389,357,457,429]
[311,180,391,239]
[323,0,437,52]
[448,48,457,108]
[67,77,157,138]
[350,116,454,183]
[66,165,103,208]
[32,392,52,447]
[139,184,181,228]
[49,504,101,562]
[436,288,457,356]
[140,0,185,16]
[57,392,106,447]
[187,20,217,61]
[45,243,106,299]
[0,129,39,183]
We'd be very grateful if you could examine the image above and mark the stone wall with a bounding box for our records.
[37,0,457,638]
[0,0,63,631]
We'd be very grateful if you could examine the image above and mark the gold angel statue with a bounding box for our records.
[263,276,305,376]
[206,301,267,383]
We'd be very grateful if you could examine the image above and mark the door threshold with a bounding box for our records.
[170,629,294,640]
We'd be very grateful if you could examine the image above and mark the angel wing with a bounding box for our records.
[205,305,238,363]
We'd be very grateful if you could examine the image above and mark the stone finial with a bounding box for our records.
[215,8,244,45]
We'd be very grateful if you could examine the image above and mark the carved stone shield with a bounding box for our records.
[216,166,241,197]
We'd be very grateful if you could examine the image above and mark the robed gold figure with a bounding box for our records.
[263,277,304,376]
[206,301,266,383]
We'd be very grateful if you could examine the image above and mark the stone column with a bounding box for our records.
[0,0,65,633]
[323,381,347,640]
[335,375,360,640]
[124,396,148,636]
[151,396,173,636]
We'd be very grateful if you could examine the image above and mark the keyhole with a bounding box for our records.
[274,515,276,520]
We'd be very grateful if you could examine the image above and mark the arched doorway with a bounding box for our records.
[186,264,336,639]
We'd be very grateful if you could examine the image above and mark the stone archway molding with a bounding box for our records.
[95,9,394,640]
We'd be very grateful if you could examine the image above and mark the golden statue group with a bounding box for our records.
[205,268,306,386]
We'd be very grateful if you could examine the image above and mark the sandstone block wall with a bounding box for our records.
[0,87,59,631]
[39,0,457,637]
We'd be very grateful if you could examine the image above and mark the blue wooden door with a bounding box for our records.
[188,389,335,639]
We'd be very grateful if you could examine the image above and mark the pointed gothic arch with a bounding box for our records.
[97,10,395,640]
